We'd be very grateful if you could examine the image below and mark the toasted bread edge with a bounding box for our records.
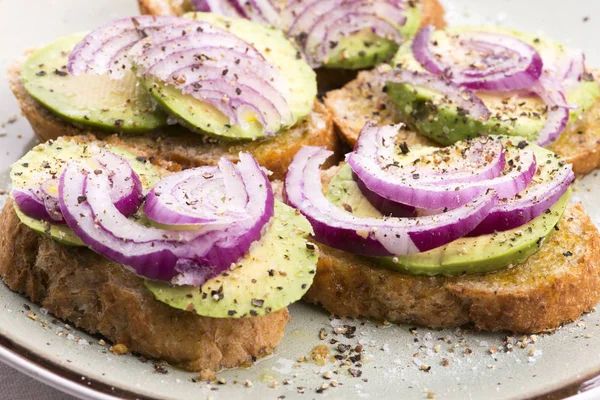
[0,198,290,372]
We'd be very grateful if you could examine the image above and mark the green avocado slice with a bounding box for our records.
[386,26,600,145]
[10,138,163,246]
[141,12,317,141]
[21,34,167,133]
[323,3,421,69]
[145,201,318,318]
[325,142,570,276]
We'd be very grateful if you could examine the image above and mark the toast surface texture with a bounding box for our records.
[9,52,340,180]
[0,199,290,372]
[304,201,600,333]
[324,69,600,175]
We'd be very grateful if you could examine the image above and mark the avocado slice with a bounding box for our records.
[326,143,570,276]
[21,34,167,133]
[323,3,421,69]
[386,26,600,145]
[145,201,318,318]
[10,138,163,246]
[141,12,317,141]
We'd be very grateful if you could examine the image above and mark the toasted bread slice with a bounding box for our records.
[9,51,340,180]
[138,0,446,28]
[137,0,447,92]
[324,69,600,175]
[300,169,600,333]
[0,196,290,372]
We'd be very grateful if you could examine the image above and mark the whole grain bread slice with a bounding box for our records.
[299,168,600,334]
[8,51,340,180]
[0,198,289,372]
[324,68,600,176]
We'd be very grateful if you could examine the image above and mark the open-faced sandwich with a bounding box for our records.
[137,0,447,91]
[0,136,319,372]
[285,122,600,333]
[325,25,600,175]
[9,13,339,180]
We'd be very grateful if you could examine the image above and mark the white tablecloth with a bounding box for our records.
[0,362,75,400]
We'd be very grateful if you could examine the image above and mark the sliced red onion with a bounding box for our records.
[59,152,273,285]
[13,146,143,224]
[353,172,417,218]
[131,24,265,68]
[467,160,574,236]
[412,26,543,91]
[285,0,407,67]
[562,50,586,85]
[353,122,506,185]
[131,21,292,134]
[68,16,193,78]
[530,76,570,146]
[144,160,250,227]
[191,0,281,26]
[12,188,59,223]
[285,146,497,256]
[243,0,281,26]
[348,140,536,210]
[385,69,492,122]
[191,0,213,12]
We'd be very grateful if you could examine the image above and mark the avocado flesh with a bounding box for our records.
[22,34,167,133]
[10,138,163,246]
[145,201,318,318]
[323,3,422,70]
[387,26,600,146]
[325,146,570,276]
[141,12,317,141]
[324,29,399,70]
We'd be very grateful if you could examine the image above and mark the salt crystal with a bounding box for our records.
[39,308,48,315]
[330,319,344,328]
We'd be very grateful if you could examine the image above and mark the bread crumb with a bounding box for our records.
[198,369,216,382]
[110,344,128,355]
[307,344,331,366]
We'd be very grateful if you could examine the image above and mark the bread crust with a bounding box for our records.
[8,51,340,181]
[137,0,192,16]
[324,68,600,176]
[0,199,290,372]
[304,202,600,333]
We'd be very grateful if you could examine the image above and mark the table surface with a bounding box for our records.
[0,363,74,400]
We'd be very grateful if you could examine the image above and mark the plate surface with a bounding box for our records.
[1,1,600,399]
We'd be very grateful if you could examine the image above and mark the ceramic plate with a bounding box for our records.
[1,1,600,399]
